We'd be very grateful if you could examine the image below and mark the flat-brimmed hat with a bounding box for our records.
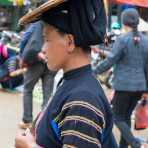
[19,0,66,25]
[19,0,106,46]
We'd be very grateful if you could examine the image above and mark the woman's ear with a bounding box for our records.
[66,34,75,53]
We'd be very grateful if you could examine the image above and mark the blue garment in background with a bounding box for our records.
[19,24,35,56]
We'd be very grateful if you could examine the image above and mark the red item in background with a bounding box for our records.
[0,43,8,59]
[135,96,148,130]
[111,0,148,8]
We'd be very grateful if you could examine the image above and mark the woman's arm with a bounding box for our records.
[94,37,125,74]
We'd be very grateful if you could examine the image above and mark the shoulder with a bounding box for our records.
[64,88,106,118]
[66,77,107,108]
[140,33,148,42]
[60,96,106,132]
[116,32,131,43]
[58,97,105,148]
[66,80,103,103]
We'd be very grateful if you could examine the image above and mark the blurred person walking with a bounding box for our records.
[94,8,148,148]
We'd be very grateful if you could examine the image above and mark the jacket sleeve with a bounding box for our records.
[19,24,35,56]
[20,21,43,64]
[59,101,104,148]
[94,36,125,74]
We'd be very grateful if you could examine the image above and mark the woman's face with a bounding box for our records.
[42,24,71,71]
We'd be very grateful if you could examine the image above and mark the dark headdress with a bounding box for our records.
[19,0,106,46]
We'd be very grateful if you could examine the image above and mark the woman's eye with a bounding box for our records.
[46,38,51,42]
[44,38,49,42]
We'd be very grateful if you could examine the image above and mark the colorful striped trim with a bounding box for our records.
[61,130,101,147]
[61,101,105,128]
[54,112,62,122]
[58,115,102,133]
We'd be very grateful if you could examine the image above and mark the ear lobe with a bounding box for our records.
[66,34,75,53]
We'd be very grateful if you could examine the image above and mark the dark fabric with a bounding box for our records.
[121,8,139,28]
[145,60,148,92]
[35,65,117,148]
[0,55,6,65]
[0,55,23,89]
[1,74,23,89]
[112,91,143,148]
[0,46,23,88]
[41,0,106,46]
[0,62,8,81]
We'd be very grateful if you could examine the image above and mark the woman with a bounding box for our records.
[15,0,117,148]
[94,8,148,148]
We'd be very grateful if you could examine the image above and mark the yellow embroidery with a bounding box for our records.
[62,101,105,128]
[58,115,102,133]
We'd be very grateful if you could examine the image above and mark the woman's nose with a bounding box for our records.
[42,44,48,55]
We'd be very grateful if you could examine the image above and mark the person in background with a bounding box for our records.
[15,0,118,147]
[18,20,56,129]
[94,8,148,148]
[117,4,136,27]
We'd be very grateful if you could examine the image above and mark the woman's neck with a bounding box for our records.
[63,48,91,73]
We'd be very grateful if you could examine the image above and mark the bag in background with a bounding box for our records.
[135,95,148,130]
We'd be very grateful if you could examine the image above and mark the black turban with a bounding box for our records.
[41,0,106,46]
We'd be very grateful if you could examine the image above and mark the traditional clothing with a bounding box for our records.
[35,65,117,148]
[19,0,117,147]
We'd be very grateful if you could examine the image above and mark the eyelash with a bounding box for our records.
[44,39,50,42]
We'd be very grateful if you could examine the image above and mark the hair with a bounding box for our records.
[132,25,140,46]
[121,8,140,46]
